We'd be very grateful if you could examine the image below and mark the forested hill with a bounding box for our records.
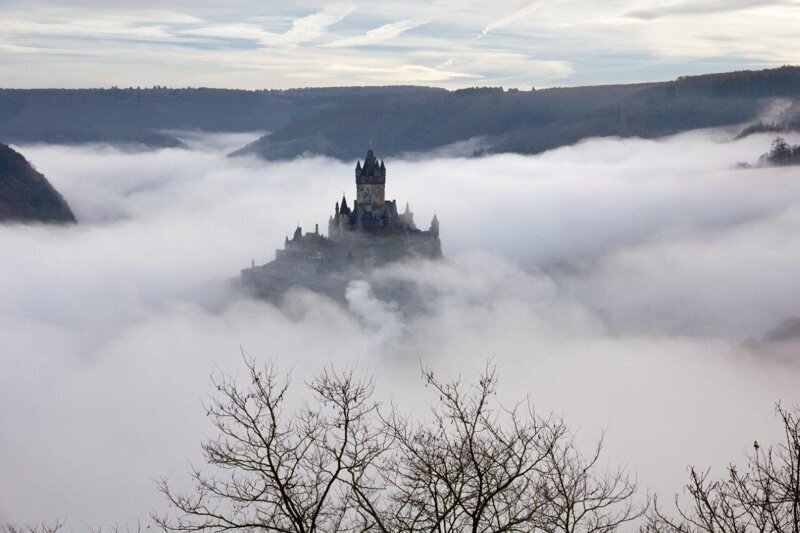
[0,143,76,224]
[2,66,800,158]
[239,66,800,160]
[0,86,444,147]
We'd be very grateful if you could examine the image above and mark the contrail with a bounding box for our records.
[478,1,541,39]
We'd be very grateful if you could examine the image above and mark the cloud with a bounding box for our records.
[327,61,479,83]
[270,3,354,46]
[183,4,354,48]
[325,19,427,48]
[345,280,405,343]
[0,0,798,89]
[626,0,790,20]
[3,129,800,526]
[477,1,542,39]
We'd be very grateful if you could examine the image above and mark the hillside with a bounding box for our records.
[0,143,76,224]
[2,67,800,158]
[238,66,800,160]
[0,86,444,147]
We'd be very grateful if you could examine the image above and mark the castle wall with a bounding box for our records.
[357,183,385,208]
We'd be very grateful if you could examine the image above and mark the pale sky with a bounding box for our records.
[0,0,798,89]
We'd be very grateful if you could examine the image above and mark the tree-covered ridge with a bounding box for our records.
[238,66,800,160]
[0,86,444,147]
[3,67,800,158]
[0,143,76,224]
[758,137,800,166]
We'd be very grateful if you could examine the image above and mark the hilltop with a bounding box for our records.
[0,143,76,224]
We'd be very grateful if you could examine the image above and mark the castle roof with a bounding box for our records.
[358,148,385,179]
[364,148,377,169]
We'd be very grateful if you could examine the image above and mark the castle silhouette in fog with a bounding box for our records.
[241,148,441,300]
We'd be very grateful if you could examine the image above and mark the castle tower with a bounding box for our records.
[402,202,416,229]
[338,195,351,231]
[430,214,439,237]
[355,148,386,210]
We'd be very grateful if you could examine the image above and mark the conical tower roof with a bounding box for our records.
[363,148,379,175]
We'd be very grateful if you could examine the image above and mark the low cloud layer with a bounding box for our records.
[2,130,800,527]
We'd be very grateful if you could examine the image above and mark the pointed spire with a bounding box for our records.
[356,160,362,171]
[315,223,319,235]
[363,148,378,175]
[340,195,349,214]
[335,201,339,214]
[404,202,411,215]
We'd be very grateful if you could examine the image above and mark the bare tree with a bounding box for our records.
[155,358,386,533]
[370,365,642,532]
[157,359,642,532]
[2,518,146,532]
[1,520,64,533]
[538,430,642,533]
[376,365,564,532]
[644,404,800,533]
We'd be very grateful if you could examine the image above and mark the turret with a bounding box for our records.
[328,215,337,237]
[430,214,439,237]
[402,202,416,229]
[338,195,351,231]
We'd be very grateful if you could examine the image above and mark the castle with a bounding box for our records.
[240,148,441,300]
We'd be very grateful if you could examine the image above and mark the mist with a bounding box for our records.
[2,130,800,527]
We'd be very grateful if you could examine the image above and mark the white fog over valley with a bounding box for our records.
[2,130,800,526]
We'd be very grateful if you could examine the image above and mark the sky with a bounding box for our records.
[0,0,799,89]
[2,129,800,527]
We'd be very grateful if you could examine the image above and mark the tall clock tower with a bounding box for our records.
[355,148,386,210]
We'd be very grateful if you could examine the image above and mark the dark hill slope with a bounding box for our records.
[0,143,76,224]
[236,83,658,159]
[238,66,800,160]
[0,86,445,147]
[3,67,800,158]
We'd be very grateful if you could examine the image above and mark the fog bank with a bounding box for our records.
[2,130,800,527]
